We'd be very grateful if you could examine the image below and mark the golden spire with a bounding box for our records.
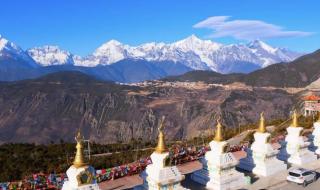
[73,128,87,168]
[214,117,224,142]
[155,116,167,154]
[258,112,266,133]
[292,110,298,127]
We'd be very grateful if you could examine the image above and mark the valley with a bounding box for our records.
[0,71,295,144]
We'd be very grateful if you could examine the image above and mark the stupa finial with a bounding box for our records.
[258,112,266,133]
[292,110,299,127]
[73,128,87,168]
[155,116,167,154]
[214,117,224,142]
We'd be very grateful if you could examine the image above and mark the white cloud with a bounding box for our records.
[193,16,313,40]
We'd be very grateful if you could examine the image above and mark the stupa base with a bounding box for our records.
[288,153,317,166]
[191,169,247,190]
[252,160,287,177]
[62,182,100,190]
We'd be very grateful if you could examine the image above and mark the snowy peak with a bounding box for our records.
[245,40,301,67]
[0,35,38,68]
[94,39,124,54]
[172,34,221,51]
[247,40,277,54]
[176,34,203,45]
[0,35,9,51]
[104,39,122,46]
[0,35,23,54]
[27,45,74,66]
[91,40,128,65]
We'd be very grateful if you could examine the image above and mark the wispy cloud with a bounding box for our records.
[193,16,313,40]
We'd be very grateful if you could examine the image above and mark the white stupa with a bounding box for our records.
[312,115,320,155]
[191,119,247,190]
[62,129,100,190]
[239,113,287,176]
[277,110,317,165]
[135,117,187,190]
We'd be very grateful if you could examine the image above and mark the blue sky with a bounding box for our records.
[0,0,319,56]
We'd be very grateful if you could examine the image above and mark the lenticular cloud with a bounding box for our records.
[193,16,312,40]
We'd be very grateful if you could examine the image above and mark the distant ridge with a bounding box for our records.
[33,71,107,83]
[164,49,320,88]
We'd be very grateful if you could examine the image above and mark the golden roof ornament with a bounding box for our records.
[214,117,224,142]
[292,110,298,127]
[155,116,167,154]
[258,112,266,133]
[73,128,87,168]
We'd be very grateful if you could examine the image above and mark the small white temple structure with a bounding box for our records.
[62,129,100,190]
[135,117,187,190]
[277,110,317,165]
[312,115,320,155]
[191,118,247,190]
[239,113,287,176]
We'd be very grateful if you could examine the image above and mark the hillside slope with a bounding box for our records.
[0,71,294,144]
[243,50,320,87]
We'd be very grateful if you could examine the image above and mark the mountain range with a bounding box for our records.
[0,46,319,144]
[0,34,303,82]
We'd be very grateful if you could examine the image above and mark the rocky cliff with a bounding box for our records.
[0,72,295,144]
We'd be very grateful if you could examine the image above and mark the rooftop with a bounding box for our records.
[303,94,320,101]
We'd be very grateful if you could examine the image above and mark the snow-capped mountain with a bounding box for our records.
[0,35,38,68]
[73,35,302,73]
[76,35,221,70]
[1,34,303,74]
[73,40,130,67]
[247,40,301,67]
[27,46,74,66]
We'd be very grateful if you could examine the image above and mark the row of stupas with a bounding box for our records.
[61,111,320,190]
[238,110,319,176]
[62,117,188,190]
[192,110,320,189]
[277,111,317,165]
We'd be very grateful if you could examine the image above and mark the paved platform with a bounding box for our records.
[247,159,320,190]
[98,161,202,190]
[176,160,202,175]
[277,175,320,190]
[99,175,142,190]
